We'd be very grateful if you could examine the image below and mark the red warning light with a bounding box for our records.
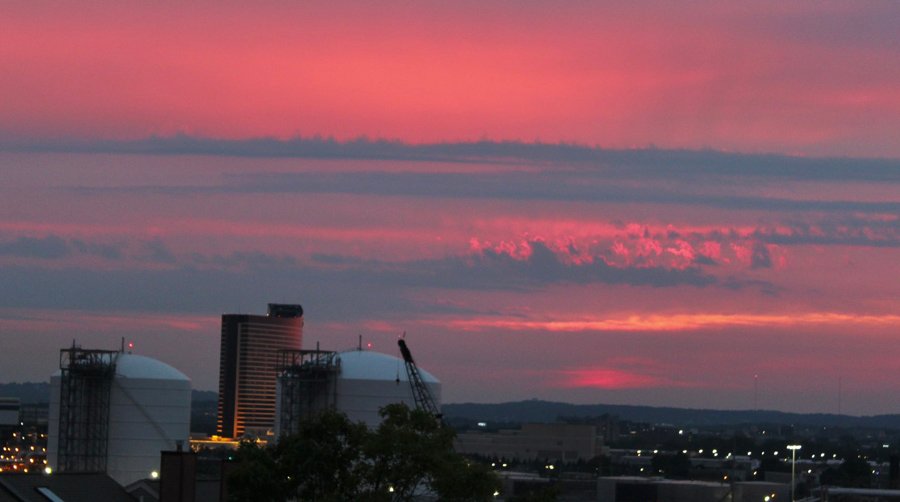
[366,342,373,349]
[128,342,134,350]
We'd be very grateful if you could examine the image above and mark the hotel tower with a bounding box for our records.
[217,303,304,438]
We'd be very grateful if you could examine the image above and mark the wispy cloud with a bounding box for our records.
[0,235,123,260]
[40,138,898,215]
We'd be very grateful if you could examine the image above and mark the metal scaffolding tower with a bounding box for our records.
[57,347,118,473]
[276,348,340,436]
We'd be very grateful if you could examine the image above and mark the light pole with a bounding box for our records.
[787,444,802,502]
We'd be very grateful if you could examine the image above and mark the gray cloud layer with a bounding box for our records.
[1,138,895,322]
[216,171,900,214]
[0,239,719,320]
[33,136,896,215]
[7,136,900,181]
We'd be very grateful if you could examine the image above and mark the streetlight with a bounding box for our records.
[787,444,802,502]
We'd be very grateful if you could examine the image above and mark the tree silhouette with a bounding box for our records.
[276,408,370,501]
[227,404,500,501]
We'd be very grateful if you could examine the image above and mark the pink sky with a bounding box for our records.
[3,2,900,156]
[1,2,899,415]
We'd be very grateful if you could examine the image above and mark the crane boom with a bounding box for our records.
[397,339,442,419]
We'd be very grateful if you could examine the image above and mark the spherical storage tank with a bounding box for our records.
[48,353,191,487]
[334,349,441,428]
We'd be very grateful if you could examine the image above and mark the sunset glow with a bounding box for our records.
[1,2,899,415]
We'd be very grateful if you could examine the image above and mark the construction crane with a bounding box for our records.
[397,338,442,420]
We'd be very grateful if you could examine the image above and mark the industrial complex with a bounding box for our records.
[4,302,448,501]
[1,301,899,501]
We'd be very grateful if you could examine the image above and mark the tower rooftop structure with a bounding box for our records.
[267,303,304,318]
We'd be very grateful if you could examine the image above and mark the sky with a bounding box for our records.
[1,2,899,415]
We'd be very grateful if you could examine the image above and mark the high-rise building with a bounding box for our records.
[217,303,304,438]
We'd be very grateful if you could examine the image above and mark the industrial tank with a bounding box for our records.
[333,349,441,428]
[48,352,191,487]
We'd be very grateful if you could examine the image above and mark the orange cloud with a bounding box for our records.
[443,312,900,333]
[0,308,216,334]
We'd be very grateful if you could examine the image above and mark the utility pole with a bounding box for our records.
[787,444,802,502]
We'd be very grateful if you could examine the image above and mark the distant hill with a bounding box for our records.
[6,381,899,430]
[0,381,217,405]
[443,400,900,430]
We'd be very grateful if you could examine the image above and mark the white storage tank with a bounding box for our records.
[334,349,441,428]
[48,352,191,487]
